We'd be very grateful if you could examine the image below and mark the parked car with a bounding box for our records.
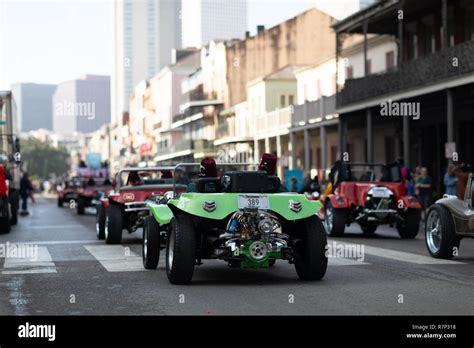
[97,166,181,244]
[76,177,114,215]
[57,177,81,207]
[142,162,328,285]
[425,173,474,259]
[321,161,421,238]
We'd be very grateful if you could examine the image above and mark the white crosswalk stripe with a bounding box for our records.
[84,245,147,272]
[2,246,57,275]
[1,242,468,276]
[328,257,369,266]
[362,245,465,265]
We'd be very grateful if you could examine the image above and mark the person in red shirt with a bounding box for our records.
[0,164,8,197]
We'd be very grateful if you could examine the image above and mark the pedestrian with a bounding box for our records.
[299,173,320,194]
[443,164,457,196]
[413,166,422,197]
[454,163,471,200]
[416,167,432,221]
[19,172,34,216]
[290,176,298,192]
[0,165,10,210]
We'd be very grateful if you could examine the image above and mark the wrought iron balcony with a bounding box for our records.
[337,39,474,107]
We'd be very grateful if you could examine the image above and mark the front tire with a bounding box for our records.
[143,216,161,269]
[57,197,63,207]
[360,222,378,235]
[76,197,85,215]
[105,204,123,244]
[96,204,106,240]
[425,205,459,259]
[397,208,421,239]
[166,215,196,284]
[324,201,347,237]
[294,216,328,280]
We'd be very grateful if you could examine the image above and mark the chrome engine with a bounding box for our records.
[219,210,288,263]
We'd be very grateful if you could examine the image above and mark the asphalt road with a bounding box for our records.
[0,196,473,315]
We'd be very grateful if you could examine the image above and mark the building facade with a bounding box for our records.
[52,75,111,136]
[11,83,56,132]
[181,0,247,48]
[334,0,474,193]
[112,0,182,123]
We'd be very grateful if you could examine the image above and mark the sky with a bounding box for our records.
[0,0,356,90]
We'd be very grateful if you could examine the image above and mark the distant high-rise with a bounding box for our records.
[112,0,182,124]
[313,0,378,20]
[11,83,56,132]
[53,75,110,136]
[181,0,247,48]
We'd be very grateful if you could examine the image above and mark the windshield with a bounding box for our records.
[119,168,175,188]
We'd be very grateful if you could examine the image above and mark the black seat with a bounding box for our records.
[266,176,282,193]
[196,177,221,193]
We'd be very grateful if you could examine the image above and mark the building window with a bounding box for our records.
[288,95,294,106]
[280,95,286,108]
[386,51,395,71]
[346,66,353,79]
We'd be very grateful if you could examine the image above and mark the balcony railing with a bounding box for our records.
[292,95,336,126]
[216,121,231,139]
[156,138,214,157]
[256,107,292,135]
[193,139,214,153]
[338,39,474,107]
[157,139,193,157]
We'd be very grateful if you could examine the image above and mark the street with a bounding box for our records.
[1,196,473,316]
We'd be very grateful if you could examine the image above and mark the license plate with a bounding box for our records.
[371,188,391,198]
[237,194,270,210]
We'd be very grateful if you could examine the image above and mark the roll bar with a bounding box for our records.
[172,162,259,196]
[117,166,176,190]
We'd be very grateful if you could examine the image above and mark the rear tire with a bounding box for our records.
[76,197,85,215]
[294,216,328,280]
[105,204,123,244]
[0,217,10,234]
[166,215,196,284]
[397,208,421,239]
[0,196,11,234]
[324,201,347,237]
[96,204,106,240]
[425,205,459,259]
[10,196,18,226]
[143,216,161,269]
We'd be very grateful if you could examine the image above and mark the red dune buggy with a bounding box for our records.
[76,177,114,215]
[96,166,181,244]
[57,177,81,207]
[321,162,421,238]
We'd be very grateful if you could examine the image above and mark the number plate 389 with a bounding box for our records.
[237,194,270,210]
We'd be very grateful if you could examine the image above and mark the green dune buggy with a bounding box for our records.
[142,163,328,284]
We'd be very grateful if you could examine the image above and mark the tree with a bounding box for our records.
[20,137,69,179]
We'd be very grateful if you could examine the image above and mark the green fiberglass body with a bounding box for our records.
[142,163,328,284]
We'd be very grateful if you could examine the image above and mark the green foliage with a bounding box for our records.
[20,137,69,179]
